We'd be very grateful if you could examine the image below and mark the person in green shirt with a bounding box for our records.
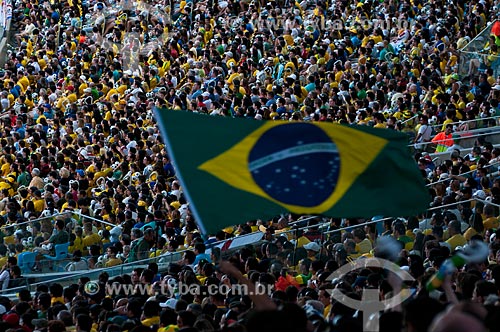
[127,228,154,263]
[294,258,313,286]
[16,164,31,187]
[41,219,69,248]
[393,220,413,245]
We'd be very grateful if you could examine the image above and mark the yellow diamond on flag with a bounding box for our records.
[199,122,388,214]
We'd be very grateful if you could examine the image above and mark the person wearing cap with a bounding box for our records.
[224,51,236,69]
[303,242,321,261]
[200,91,212,109]
[32,318,48,332]
[375,41,388,61]
[78,75,89,97]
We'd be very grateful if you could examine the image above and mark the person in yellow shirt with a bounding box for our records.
[353,228,373,254]
[0,155,12,176]
[60,192,77,212]
[486,68,496,86]
[373,112,387,128]
[464,213,485,241]
[68,226,85,254]
[22,94,34,110]
[93,160,113,182]
[292,228,311,248]
[104,246,122,267]
[66,87,78,103]
[485,44,499,68]
[82,222,102,255]
[2,227,15,245]
[483,204,499,230]
[78,75,89,97]
[17,73,30,92]
[446,220,467,251]
[141,301,160,327]
[150,236,170,258]
[157,306,179,332]
[344,238,360,260]
[32,190,45,213]
[318,287,331,318]
[441,110,456,132]
[49,283,65,305]
[102,81,118,101]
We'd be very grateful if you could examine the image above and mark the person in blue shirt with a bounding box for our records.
[162,154,175,178]
[141,210,164,236]
[8,82,21,99]
[132,218,145,229]
[15,119,26,139]
[265,91,277,107]
[304,75,316,92]
[276,98,287,114]
[470,78,482,98]
[189,82,203,101]
[51,6,60,24]
[193,242,211,266]
[351,34,361,48]
[42,104,54,119]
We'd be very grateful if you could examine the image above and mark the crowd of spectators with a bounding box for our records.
[0,0,499,330]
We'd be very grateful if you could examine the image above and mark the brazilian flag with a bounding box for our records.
[154,109,430,235]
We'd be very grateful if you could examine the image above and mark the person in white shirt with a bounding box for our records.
[414,115,433,151]
[16,17,36,44]
[0,257,17,290]
[65,250,88,271]
[1,91,10,111]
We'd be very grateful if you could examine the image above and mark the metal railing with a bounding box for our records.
[0,249,184,294]
[425,159,500,187]
[428,115,500,130]
[0,215,328,293]
[407,128,500,148]
[321,198,475,235]
[0,195,495,296]
[402,114,419,124]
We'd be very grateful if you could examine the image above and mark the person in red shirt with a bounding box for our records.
[432,124,454,153]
